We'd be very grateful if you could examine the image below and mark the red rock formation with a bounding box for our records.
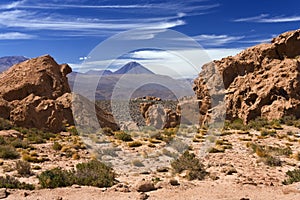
[0,55,118,132]
[193,29,300,123]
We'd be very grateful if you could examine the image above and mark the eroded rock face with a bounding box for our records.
[0,55,118,132]
[139,96,180,129]
[193,29,300,123]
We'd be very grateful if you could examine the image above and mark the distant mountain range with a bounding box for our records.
[0,56,28,72]
[71,61,155,76]
[69,61,194,100]
[113,61,154,75]
[0,57,193,100]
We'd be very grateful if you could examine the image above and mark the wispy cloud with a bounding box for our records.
[0,0,26,10]
[0,32,35,39]
[234,14,300,23]
[0,0,219,38]
[192,34,244,47]
[0,10,184,32]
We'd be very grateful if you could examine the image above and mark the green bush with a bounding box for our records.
[11,138,30,149]
[0,175,34,190]
[0,145,19,159]
[38,160,116,188]
[15,127,56,144]
[248,117,269,130]
[114,131,132,142]
[0,118,13,130]
[171,151,207,180]
[38,167,74,188]
[261,155,282,167]
[52,142,62,151]
[75,159,116,187]
[15,160,32,176]
[224,118,248,131]
[283,169,300,185]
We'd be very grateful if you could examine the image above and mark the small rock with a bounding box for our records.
[135,180,156,192]
[23,191,29,197]
[157,167,169,173]
[0,188,7,199]
[240,198,250,200]
[169,179,180,186]
[71,184,81,188]
[139,192,149,200]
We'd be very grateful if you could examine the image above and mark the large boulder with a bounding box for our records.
[193,29,300,123]
[0,55,118,132]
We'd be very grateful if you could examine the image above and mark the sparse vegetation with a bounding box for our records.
[224,118,248,131]
[171,151,207,180]
[15,160,32,176]
[0,118,13,130]
[128,140,143,147]
[0,175,34,190]
[246,142,291,166]
[52,141,62,151]
[114,131,133,142]
[283,169,300,185]
[0,145,19,159]
[38,159,116,188]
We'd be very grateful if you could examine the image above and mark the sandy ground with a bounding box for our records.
[5,181,300,200]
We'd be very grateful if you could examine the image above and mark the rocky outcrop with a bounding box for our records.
[0,55,118,132]
[139,96,180,129]
[193,29,300,123]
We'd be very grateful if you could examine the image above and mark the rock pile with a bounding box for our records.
[193,29,300,123]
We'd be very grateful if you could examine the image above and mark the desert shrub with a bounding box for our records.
[280,115,296,126]
[15,160,31,176]
[11,138,30,149]
[38,160,116,188]
[102,127,113,136]
[128,141,143,147]
[207,146,225,153]
[162,128,178,136]
[171,151,207,180]
[22,153,49,163]
[224,118,248,131]
[283,169,300,185]
[16,127,56,144]
[66,126,78,135]
[38,167,74,188]
[0,145,19,159]
[52,141,62,151]
[0,136,7,145]
[260,129,277,137]
[75,159,116,187]
[261,155,282,167]
[0,175,34,190]
[0,118,13,130]
[114,131,132,142]
[248,117,269,130]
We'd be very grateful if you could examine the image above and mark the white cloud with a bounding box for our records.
[193,34,244,46]
[70,48,242,78]
[234,14,300,23]
[0,32,34,39]
[0,10,185,32]
[0,0,26,10]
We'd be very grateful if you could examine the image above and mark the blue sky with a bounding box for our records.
[0,0,299,75]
